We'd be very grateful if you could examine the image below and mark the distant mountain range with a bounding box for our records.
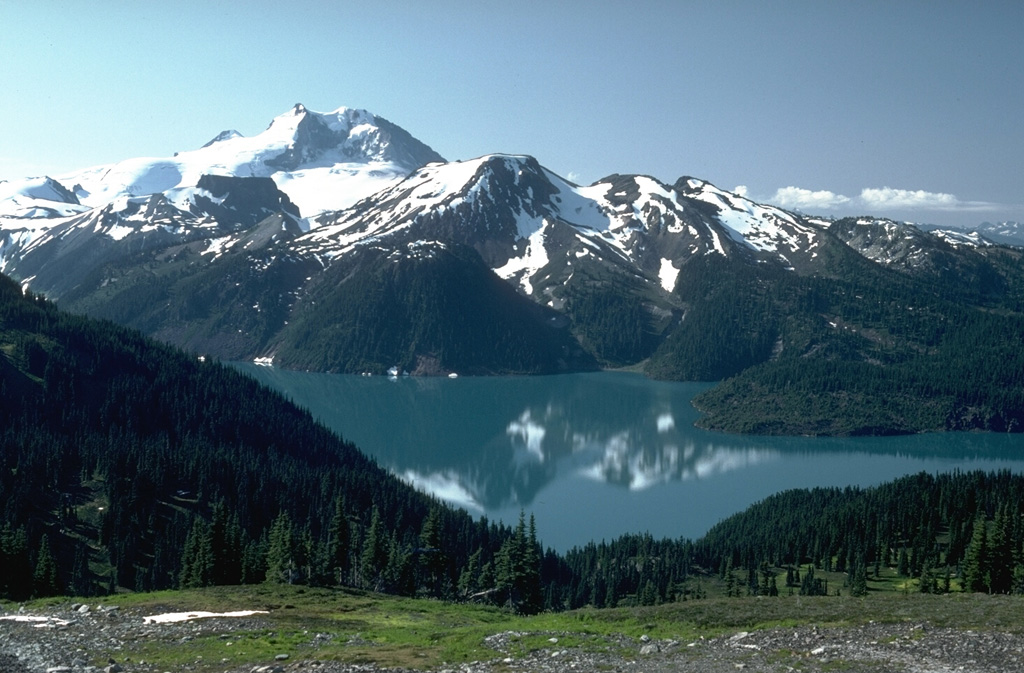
[2,104,1023,435]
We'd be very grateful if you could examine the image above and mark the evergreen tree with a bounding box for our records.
[897,547,909,577]
[210,503,243,585]
[265,512,296,584]
[179,517,214,588]
[989,506,1014,594]
[639,579,658,606]
[385,533,415,596]
[242,537,268,584]
[495,512,542,614]
[457,548,483,597]
[963,517,990,593]
[724,559,736,597]
[919,557,936,594]
[328,495,351,586]
[849,555,868,597]
[33,534,61,597]
[360,507,388,591]
[0,525,32,601]
[418,507,446,598]
[69,544,93,597]
[759,562,779,597]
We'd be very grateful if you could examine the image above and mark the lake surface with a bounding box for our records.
[233,365,1024,551]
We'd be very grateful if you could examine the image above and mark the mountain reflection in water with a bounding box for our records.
[233,366,1024,550]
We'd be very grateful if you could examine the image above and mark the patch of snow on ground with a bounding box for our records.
[142,610,268,624]
[659,258,679,292]
[932,229,991,248]
[201,235,238,258]
[707,226,727,256]
[105,223,134,241]
[0,615,72,626]
[273,163,407,216]
[493,219,550,295]
[556,180,613,230]
[633,176,676,202]
[688,182,815,257]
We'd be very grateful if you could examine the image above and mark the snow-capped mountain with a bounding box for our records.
[298,154,833,310]
[0,104,443,267]
[976,221,1024,247]
[919,221,1024,248]
[4,174,305,297]
[53,103,444,217]
[0,103,443,290]
[0,176,89,219]
[828,217,985,270]
[3,103,1022,389]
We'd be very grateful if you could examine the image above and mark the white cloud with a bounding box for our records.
[733,185,749,198]
[763,183,1005,216]
[769,186,852,210]
[859,187,960,210]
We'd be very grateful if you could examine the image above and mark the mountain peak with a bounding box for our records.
[200,129,243,149]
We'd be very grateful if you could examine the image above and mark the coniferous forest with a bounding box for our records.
[4,271,1024,611]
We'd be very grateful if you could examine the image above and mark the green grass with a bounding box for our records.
[13,584,1024,672]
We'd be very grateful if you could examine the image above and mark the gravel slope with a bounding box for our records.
[3,603,1024,673]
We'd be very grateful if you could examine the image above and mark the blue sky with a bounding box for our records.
[1,0,1021,227]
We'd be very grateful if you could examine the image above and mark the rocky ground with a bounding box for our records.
[3,603,1024,673]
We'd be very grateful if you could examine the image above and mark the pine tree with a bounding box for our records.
[989,506,1014,594]
[360,506,388,591]
[849,555,868,597]
[0,524,32,601]
[328,495,351,585]
[724,559,736,597]
[897,547,909,577]
[759,562,779,597]
[639,579,658,606]
[418,507,446,598]
[458,548,482,597]
[265,512,296,584]
[33,534,61,597]
[179,517,214,588]
[69,544,93,597]
[963,517,990,593]
[210,503,243,585]
[495,512,542,614]
[919,556,936,594]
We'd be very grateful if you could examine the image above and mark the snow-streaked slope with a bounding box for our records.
[678,177,822,265]
[920,221,1021,248]
[975,221,1024,247]
[829,216,1005,288]
[301,156,543,250]
[295,153,827,303]
[929,228,993,248]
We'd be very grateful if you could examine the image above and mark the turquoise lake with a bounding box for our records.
[232,365,1024,552]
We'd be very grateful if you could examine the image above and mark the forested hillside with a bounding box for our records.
[5,273,1024,612]
[0,273,539,610]
[661,243,1024,434]
[694,471,1024,597]
[273,243,593,375]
